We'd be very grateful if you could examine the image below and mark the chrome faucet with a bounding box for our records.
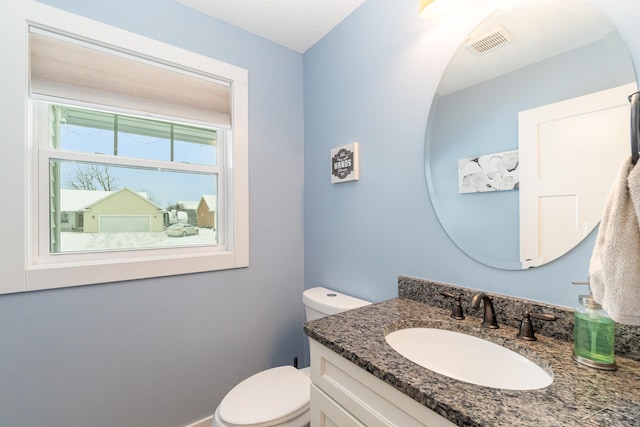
[470,292,499,329]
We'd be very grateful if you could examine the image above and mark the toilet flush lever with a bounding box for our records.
[517,310,557,341]
[439,291,465,320]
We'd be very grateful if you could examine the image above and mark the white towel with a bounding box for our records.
[589,155,640,325]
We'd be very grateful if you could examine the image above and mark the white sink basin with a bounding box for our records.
[385,328,553,390]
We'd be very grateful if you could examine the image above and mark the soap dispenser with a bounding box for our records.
[572,283,617,371]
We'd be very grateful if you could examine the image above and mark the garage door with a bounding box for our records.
[99,216,151,232]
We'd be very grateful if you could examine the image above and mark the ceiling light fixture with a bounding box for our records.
[420,0,458,19]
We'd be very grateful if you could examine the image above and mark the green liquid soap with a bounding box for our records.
[573,311,615,365]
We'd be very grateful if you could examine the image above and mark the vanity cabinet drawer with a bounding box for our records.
[309,339,457,427]
[311,384,365,427]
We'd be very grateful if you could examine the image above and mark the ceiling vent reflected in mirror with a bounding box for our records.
[466,26,514,55]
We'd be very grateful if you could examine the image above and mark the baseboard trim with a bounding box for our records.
[184,415,213,427]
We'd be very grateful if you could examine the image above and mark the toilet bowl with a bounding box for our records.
[212,287,370,427]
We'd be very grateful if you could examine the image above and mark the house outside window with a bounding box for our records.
[43,104,221,253]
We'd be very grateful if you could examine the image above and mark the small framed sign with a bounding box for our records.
[331,142,359,184]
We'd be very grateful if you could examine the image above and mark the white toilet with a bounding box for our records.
[212,287,371,427]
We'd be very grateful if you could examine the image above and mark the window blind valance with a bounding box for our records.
[29,28,232,128]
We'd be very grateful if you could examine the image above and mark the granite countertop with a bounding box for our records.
[304,297,640,427]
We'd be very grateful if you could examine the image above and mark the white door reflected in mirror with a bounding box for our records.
[519,83,633,268]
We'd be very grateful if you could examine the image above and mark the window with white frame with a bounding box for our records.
[36,103,222,254]
[0,2,249,294]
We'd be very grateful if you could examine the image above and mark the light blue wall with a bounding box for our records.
[0,1,304,426]
[303,0,640,305]
[4,0,640,426]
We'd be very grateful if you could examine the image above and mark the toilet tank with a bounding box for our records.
[303,287,371,321]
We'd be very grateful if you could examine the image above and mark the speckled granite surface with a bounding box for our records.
[303,276,640,427]
[398,276,640,362]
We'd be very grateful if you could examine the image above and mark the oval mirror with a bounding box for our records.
[425,0,637,270]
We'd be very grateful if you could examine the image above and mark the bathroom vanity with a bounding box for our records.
[304,277,640,427]
[309,339,457,426]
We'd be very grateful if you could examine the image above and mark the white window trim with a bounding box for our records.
[0,1,249,294]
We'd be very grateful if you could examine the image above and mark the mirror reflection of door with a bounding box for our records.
[518,83,633,268]
[424,0,638,270]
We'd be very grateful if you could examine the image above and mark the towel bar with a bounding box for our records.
[628,91,640,165]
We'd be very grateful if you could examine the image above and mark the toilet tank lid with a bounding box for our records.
[303,287,371,315]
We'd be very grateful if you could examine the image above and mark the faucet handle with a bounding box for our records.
[517,310,557,341]
[439,291,465,320]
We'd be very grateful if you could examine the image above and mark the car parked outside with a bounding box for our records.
[165,223,199,237]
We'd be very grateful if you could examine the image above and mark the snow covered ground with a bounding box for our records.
[60,227,217,252]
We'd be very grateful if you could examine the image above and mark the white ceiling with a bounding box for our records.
[174,0,617,93]
[174,0,368,53]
